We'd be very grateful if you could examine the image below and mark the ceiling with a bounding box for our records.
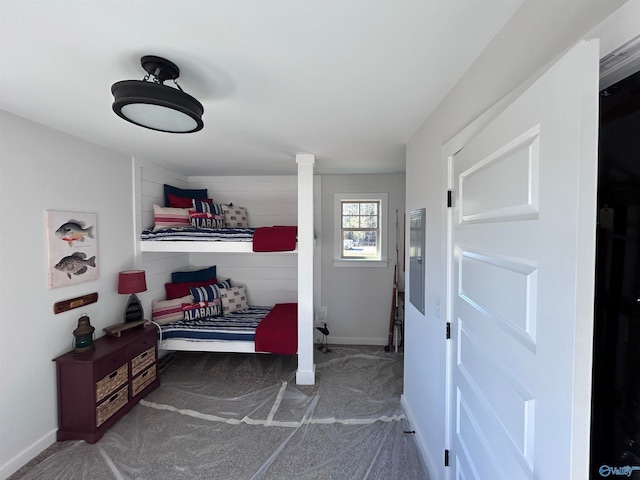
[0,1,523,176]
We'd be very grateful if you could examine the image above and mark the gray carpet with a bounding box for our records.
[10,346,428,479]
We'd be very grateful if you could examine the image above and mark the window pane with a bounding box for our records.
[342,216,360,228]
[360,203,378,215]
[342,203,359,215]
[342,231,379,259]
[360,215,378,228]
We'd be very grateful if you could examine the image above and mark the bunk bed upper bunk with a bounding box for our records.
[139,185,298,253]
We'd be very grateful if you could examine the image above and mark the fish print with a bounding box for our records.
[55,220,94,247]
[54,252,96,279]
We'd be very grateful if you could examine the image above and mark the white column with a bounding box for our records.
[296,153,315,385]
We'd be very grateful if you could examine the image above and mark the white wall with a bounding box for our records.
[0,111,136,478]
[402,1,633,478]
[320,174,405,345]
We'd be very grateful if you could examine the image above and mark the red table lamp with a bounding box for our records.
[118,270,147,323]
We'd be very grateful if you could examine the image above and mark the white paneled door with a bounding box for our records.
[447,41,599,479]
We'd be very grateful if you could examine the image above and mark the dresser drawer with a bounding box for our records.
[95,364,128,403]
[129,328,157,358]
[131,346,155,377]
[132,365,156,397]
[94,350,128,380]
[96,385,128,427]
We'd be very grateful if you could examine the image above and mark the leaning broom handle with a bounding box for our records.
[386,265,397,350]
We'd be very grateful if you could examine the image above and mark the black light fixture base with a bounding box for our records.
[140,55,179,83]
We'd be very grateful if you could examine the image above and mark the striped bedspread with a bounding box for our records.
[160,306,271,342]
[141,227,254,242]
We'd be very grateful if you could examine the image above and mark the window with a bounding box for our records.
[334,193,388,266]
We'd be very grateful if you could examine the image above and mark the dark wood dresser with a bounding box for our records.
[53,324,160,443]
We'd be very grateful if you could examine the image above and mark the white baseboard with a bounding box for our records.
[323,336,388,346]
[0,429,57,480]
[401,394,439,480]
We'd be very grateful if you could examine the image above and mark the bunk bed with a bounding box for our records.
[133,155,316,384]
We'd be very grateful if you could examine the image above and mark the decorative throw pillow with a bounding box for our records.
[163,184,208,207]
[189,279,232,304]
[192,200,225,215]
[152,295,194,325]
[222,205,249,228]
[171,266,217,283]
[219,285,249,314]
[152,204,190,231]
[182,300,221,321]
[168,194,213,208]
[189,211,225,229]
[165,280,216,300]
[190,283,223,303]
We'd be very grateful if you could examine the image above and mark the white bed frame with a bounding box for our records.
[159,338,258,354]
[141,240,297,254]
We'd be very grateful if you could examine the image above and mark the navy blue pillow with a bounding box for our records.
[190,279,232,303]
[163,184,208,207]
[171,266,217,283]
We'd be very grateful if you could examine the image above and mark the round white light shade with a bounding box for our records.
[121,103,198,133]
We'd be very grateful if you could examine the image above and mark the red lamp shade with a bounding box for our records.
[117,270,147,294]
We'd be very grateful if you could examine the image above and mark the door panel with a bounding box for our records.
[448,40,599,479]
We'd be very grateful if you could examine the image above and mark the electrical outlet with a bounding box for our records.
[317,306,327,322]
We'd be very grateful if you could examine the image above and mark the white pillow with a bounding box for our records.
[222,205,249,228]
[152,294,193,324]
[152,204,190,231]
[219,285,248,314]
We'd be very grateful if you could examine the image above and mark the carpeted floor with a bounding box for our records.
[9,345,428,479]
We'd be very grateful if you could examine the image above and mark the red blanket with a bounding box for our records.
[252,226,297,252]
[254,303,298,355]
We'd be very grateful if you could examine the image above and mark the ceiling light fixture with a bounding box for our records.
[111,55,204,133]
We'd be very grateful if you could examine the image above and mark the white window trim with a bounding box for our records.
[334,192,389,268]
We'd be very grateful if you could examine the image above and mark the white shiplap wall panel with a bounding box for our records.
[189,175,298,228]
[184,175,299,305]
[135,160,190,313]
[141,162,188,186]
[190,251,297,306]
[140,167,189,230]
[191,252,297,269]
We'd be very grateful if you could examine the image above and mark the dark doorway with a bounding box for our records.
[590,68,640,478]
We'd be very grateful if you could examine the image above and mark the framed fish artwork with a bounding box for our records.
[46,210,99,288]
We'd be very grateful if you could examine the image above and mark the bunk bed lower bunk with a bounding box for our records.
[155,302,298,355]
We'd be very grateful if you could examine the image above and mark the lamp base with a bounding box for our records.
[123,293,144,323]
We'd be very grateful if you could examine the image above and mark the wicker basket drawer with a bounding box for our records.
[96,385,128,427]
[95,364,128,403]
[132,365,156,397]
[131,347,155,377]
